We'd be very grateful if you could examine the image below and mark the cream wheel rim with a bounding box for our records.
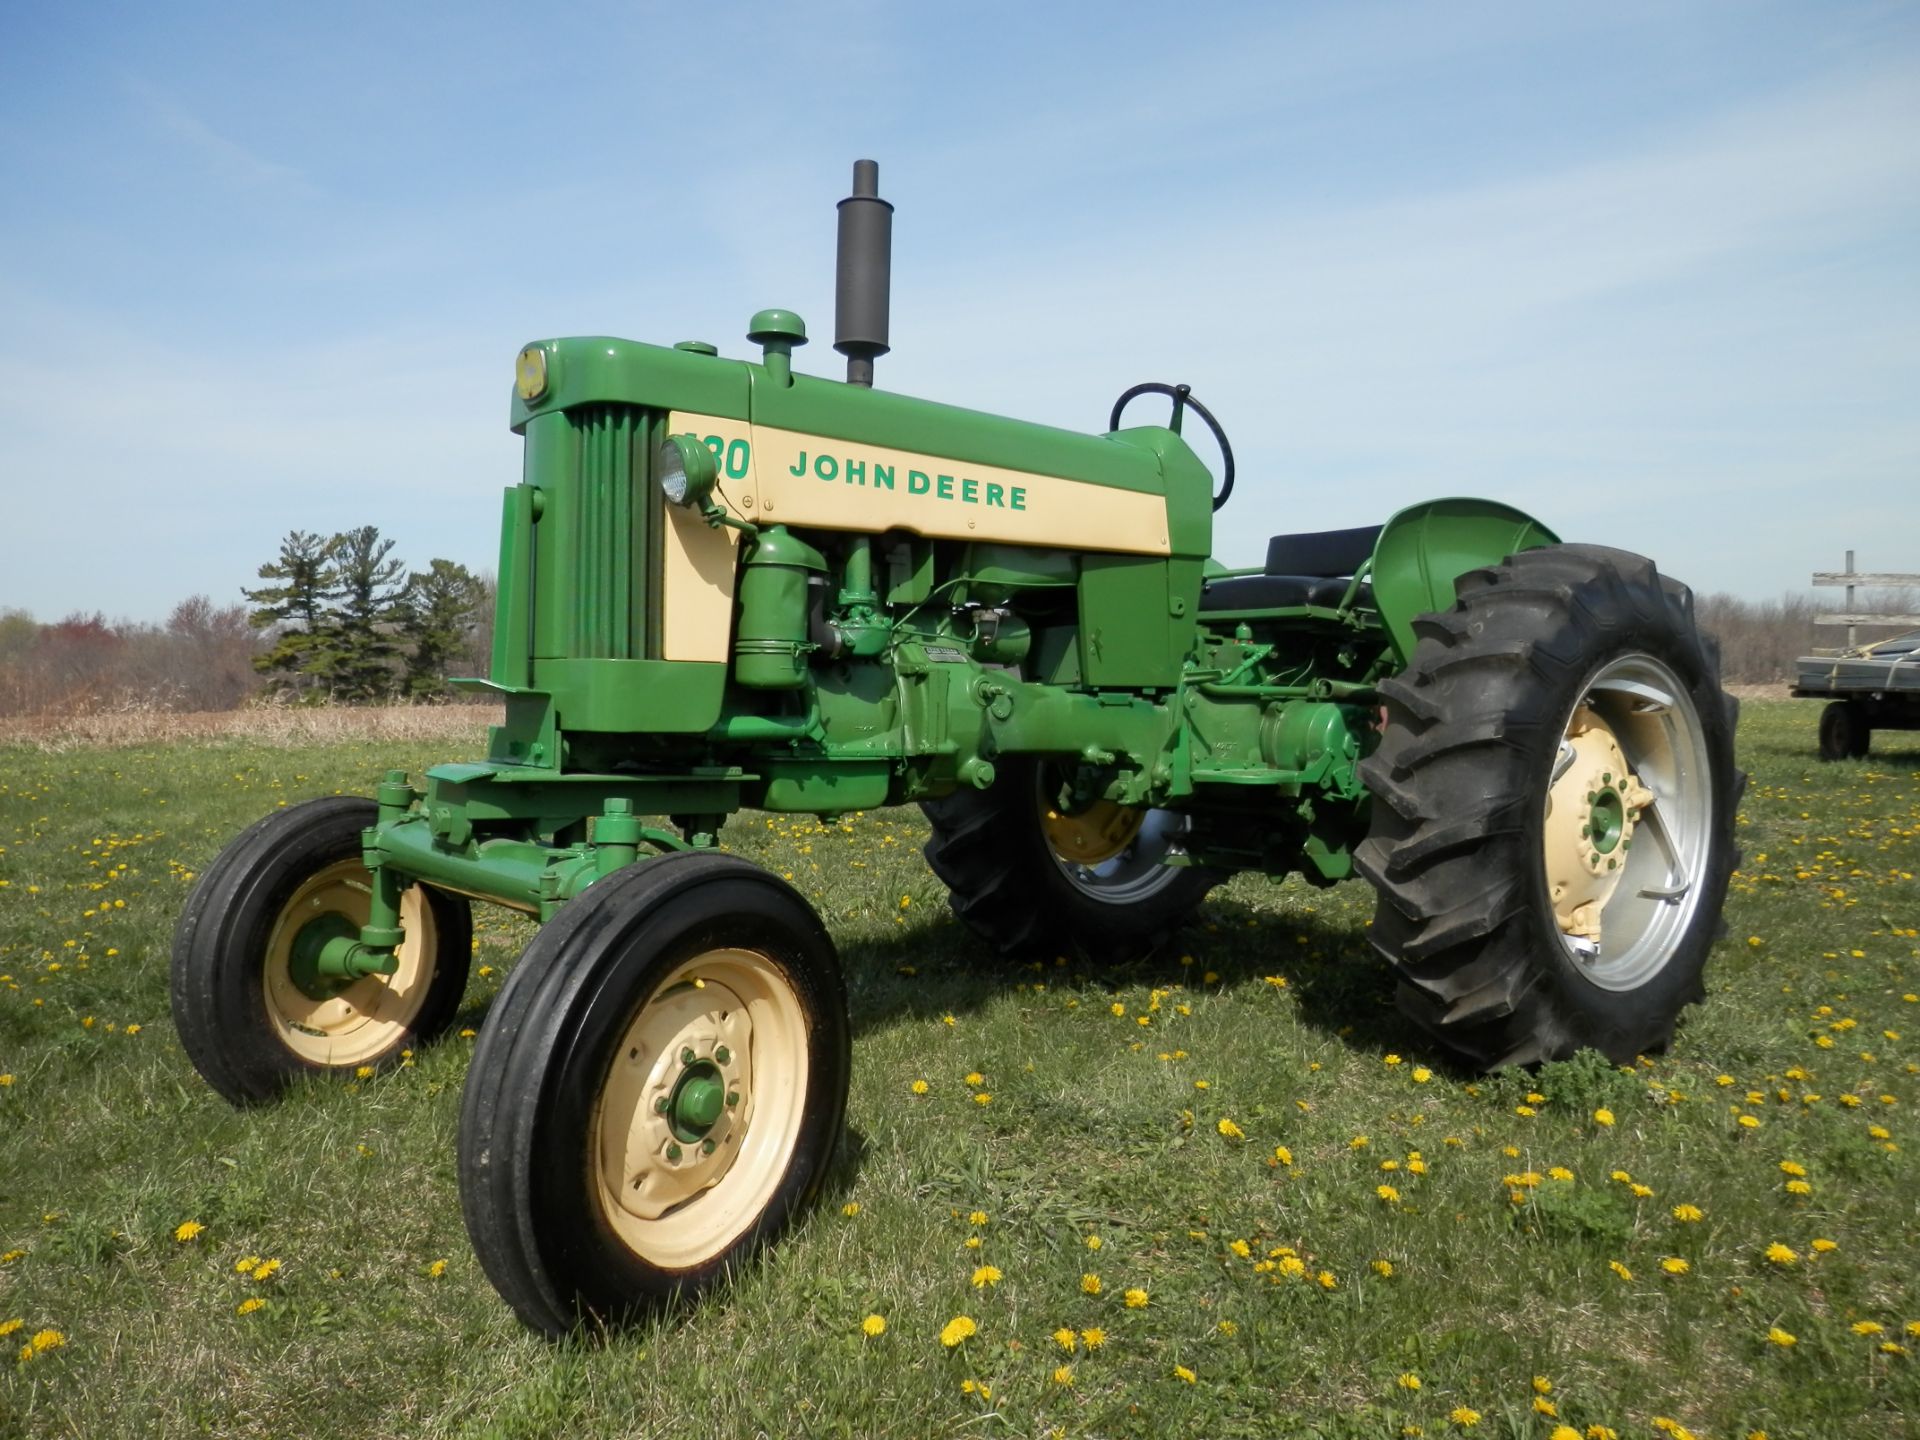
[262,860,441,1067]
[590,948,810,1270]
[1541,653,1713,991]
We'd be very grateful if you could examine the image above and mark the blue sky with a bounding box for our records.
[2,0,1916,621]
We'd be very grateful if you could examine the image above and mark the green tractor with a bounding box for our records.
[172,162,1741,1335]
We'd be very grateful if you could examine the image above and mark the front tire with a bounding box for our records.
[920,756,1216,961]
[1356,545,1742,1069]
[457,852,850,1337]
[170,797,472,1105]
[1818,700,1871,761]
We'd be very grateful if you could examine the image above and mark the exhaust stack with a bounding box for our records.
[834,159,893,387]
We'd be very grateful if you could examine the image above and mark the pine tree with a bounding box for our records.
[243,530,340,698]
[325,525,409,702]
[399,559,485,697]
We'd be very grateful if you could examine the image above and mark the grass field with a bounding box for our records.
[1,701,1915,1439]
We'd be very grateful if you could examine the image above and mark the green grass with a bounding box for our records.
[1,702,1915,1439]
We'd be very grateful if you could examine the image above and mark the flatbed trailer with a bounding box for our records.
[1793,630,1920,759]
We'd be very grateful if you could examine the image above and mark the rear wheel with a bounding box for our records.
[1356,545,1742,1069]
[170,797,472,1105]
[920,757,1216,961]
[1818,700,1871,761]
[458,852,849,1336]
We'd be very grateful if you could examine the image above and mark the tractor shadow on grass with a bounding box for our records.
[829,889,1440,1068]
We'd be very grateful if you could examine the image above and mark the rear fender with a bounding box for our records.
[1370,499,1559,664]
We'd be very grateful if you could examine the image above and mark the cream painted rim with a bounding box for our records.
[1036,766,1195,906]
[1541,653,1713,991]
[262,860,441,1068]
[589,948,810,1270]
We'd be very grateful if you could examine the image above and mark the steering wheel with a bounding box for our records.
[1107,381,1236,512]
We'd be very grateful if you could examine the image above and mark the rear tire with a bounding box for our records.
[920,756,1216,961]
[170,797,472,1105]
[1356,545,1742,1069]
[457,852,849,1337]
[1818,700,1871,761]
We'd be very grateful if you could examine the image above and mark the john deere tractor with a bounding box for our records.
[172,162,1741,1335]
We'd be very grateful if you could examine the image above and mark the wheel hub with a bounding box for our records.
[1042,797,1146,866]
[600,979,754,1221]
[1544,707,1654,944]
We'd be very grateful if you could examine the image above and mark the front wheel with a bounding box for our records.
[458,852,849,1337]
[1356,544,1743,1069]
[171,796,472,1105]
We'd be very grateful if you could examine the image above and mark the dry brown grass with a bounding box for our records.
[0,702,501,752]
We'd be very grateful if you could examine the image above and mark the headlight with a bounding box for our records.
[514,346,548,401]
[658,435,719,507]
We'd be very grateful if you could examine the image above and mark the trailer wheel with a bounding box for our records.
[458,852,849,1337]
[1356,545,1742,1069]
[920,757,1216,961]
[170,796,472,1105]
[1817,700,1871,761]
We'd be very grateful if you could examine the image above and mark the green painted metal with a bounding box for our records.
[342,245,1573,961]
[669,1062,725,1141]
[1369,498,1560,664]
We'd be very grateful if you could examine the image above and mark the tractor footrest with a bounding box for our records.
[1199,574,1372,612]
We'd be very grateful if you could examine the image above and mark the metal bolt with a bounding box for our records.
[701,1139,716,1156]
[666,1143,682,1162]
[714,1045,731,1066]
[727,1091,740,1108]
[654,1097,670,1113]
[681,1047,697,1066]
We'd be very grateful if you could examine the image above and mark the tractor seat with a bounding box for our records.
[1198,524,1380,613]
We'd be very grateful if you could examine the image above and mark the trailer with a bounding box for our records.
[1793,630,1920,759]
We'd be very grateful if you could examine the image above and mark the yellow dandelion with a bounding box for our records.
[1085,1234,1102,1250]
[841,1202,860,1217]
[251,1258,281,1282]
[1173,1363,1197,1383]
[1534,1396,1559,1417]
[861,1314,886,1337]
[1610,1260,1633,1281]
[236,1298,265,1316]
[174,1221,205,1243]
[1397,1372,1422,1390]
[1851,1320,1884,1336]
[1412,1066,1432,1083]
[1052,1364,1074,1385]
[1217,1116,1245,1141]
[1449,1406,1482,1427]
[1052,1326,1076,1351]
[1376,1184,1401,1204]
[1273,1145,1293,1166]
[910,1079,929,1095]
[1593,1107,1615,1126]
[1532,1375,1552,1394]
[1672,1204,1703,1223]
[1764,1242,1798,1266]
[1766,1325,1796,1347]
[1316,1270,1337,1290]
[1372,1259,1394,1277]
[964,1072,984,1086]
[1081,1326,1106,1349]
[1660,1257,1690,1275]
[970,1265,1002,1289]
[1123,1288,1149,1309]
[1081,1273,1102,1295]
[968,1210,988,1226]
[939,1315,976,1348]
[1811,1238,1837,1253]
[972,1092,992,1106]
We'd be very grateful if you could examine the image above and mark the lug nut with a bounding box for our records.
[681,1047,697,1065]
[714,1045,731,1065]
[666,1143,682,1162]
[654,1097,669,1113]
[701,1139,716,1155]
